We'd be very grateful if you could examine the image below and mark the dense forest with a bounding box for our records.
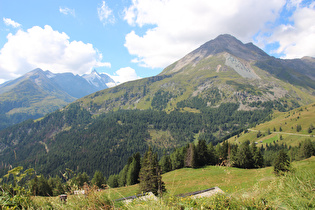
[0,102,274,178]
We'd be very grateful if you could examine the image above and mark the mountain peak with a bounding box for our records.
[91,69,99,75]
[197,34,269,61]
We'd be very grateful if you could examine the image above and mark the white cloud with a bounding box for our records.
[98,1,115,25]
[268,2,315,58]
[110,67,141,84]
[59,7,76,16]
[0,25,110,82]
[123,0,286,68]
[3,18,21,28]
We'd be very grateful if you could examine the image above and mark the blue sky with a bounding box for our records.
[0,0,314,84]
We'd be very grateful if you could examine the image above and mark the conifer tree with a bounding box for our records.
[252,145,264,168]
[236,141,253,168]
[139,147,166,196]
[274,150,290,175]
[118,164,129,187]
[207,143,217,165]
[184,143,197,168]
[91,170,106,189]
[298,139,314,160]
[229,144,238,166]
[196,139,210,167]
[107,174,119,188]
[170,147,185,170]
[126,153,141,186]
[160,151,172,173]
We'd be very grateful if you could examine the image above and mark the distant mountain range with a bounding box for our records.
[0,68,116,129]
[0,34,315,178]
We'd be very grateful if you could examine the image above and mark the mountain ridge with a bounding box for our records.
[79,34,315,115]
[0,68,116,129]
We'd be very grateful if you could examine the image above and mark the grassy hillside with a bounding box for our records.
[227,103,315,147]
[32,156,315,209]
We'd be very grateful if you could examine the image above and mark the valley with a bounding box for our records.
[0,34,315,209]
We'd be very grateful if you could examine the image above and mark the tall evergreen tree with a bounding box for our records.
[298,139,314,160]
[207,143,217,165]
[236,141,253,168]
[229,144,238,167]
[48,176,65,196]
[170,147,186,170]
[274,150,290,175]
[160,152,172,174]
[196,140,210,167]
[126,153,141,186]
[73,172,90,188]
[91,170,106,189]
[118,164,129,187]
[139,147,166,196]
[252,143,264,168]
[107,174,119,188]
[184,143,197,168]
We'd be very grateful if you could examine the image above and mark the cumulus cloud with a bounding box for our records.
[123,0,286,68]
[268,2,315,58]
[59,7,76,16]
[0,25,110,82]
[3,18,21,28]
[98,1,115,25]
[110,67,141,84]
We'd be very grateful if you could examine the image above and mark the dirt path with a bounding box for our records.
[247,129,314,137]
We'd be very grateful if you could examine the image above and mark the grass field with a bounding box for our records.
[32,156,315,209]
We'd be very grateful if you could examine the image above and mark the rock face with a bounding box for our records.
[224,53,260,79]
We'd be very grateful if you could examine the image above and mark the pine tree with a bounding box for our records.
[91,170,106,189]
[118,164,129,187]
[126,154,141,186]
[207,143,217,165]
[236,141,253,168]
[196,139,210,167]
[252,147,264,168]
[274,150,290,175]
[184,143,197,168]
[170,147,185,170]
[298,139,314,160]
[139,147,166,196]
[229,144,238,167]
[160,151,172,173]
[37,175,53,196]
[48,176,65,196]
[73,172,90,188]
[107,174,119,188]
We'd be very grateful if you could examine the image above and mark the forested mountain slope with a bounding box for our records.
[1,34,315,178]
[0,102,271,177]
